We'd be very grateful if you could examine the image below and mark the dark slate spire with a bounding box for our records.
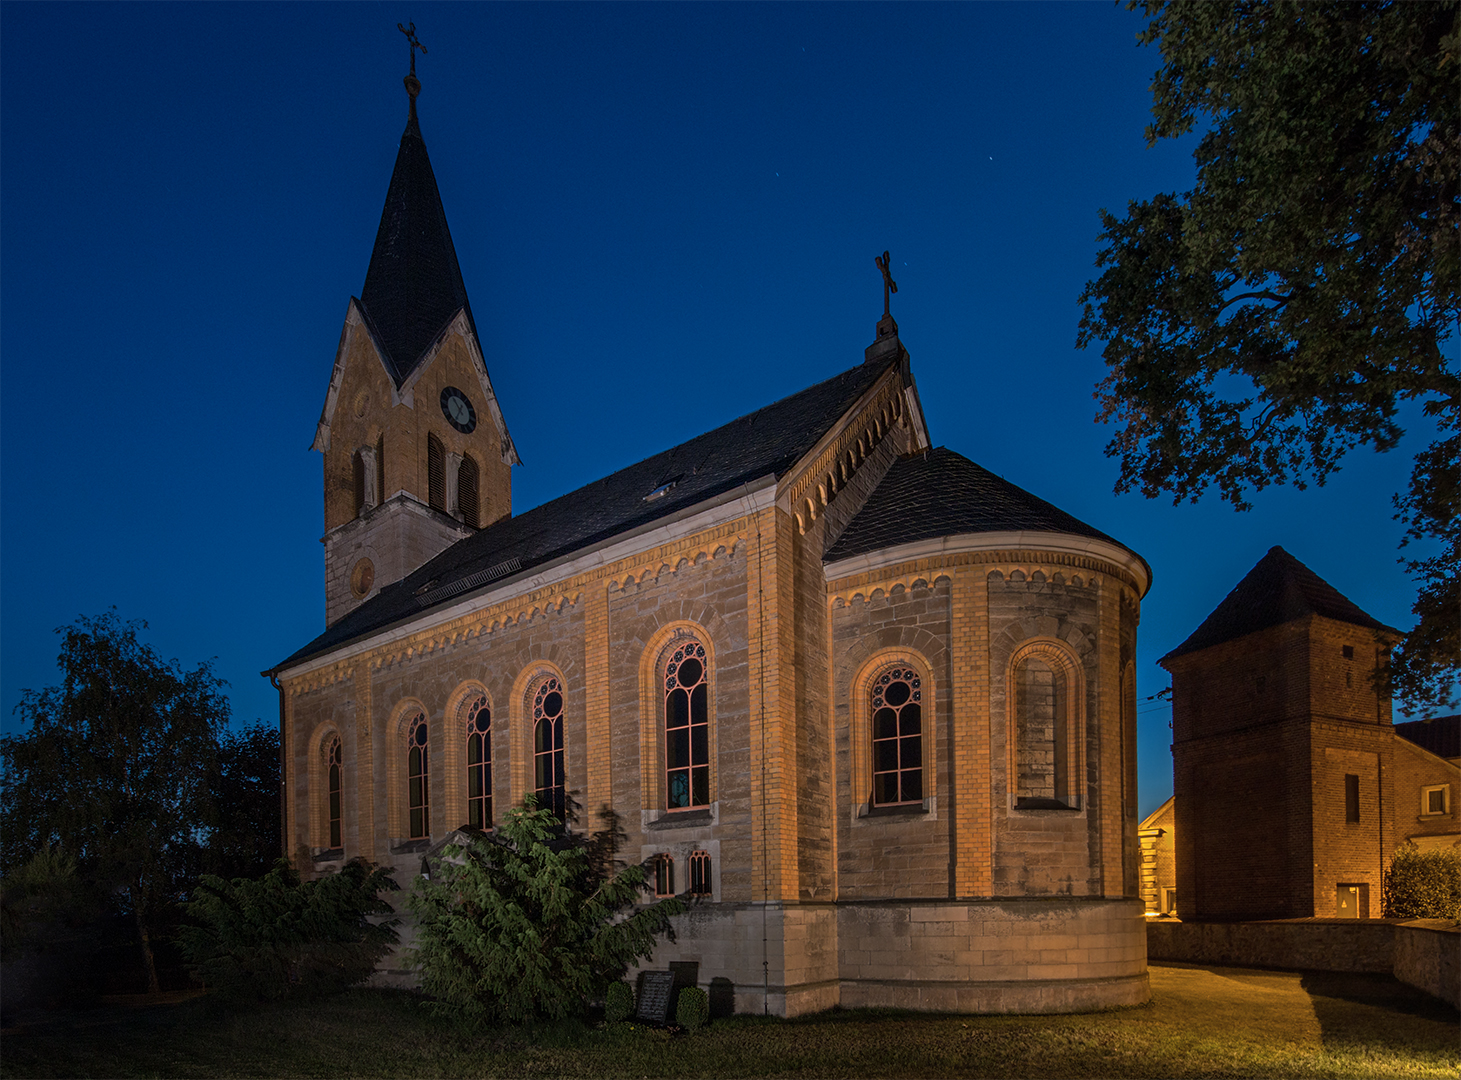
[1162,545,1395,661]
[358,45,473,384]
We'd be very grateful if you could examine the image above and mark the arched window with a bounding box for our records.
[871,666,923,806]
[352,453,366,518]
[533,677,566,819]
[665,640,709,810]
[465,692,492,829]
[427,433,446,512]
[407,711,430,838]
[1009,641,1082,809]
[458,455,480,528]
[688,850,712,896]
[326,735,343,848]
[652,853,675,898]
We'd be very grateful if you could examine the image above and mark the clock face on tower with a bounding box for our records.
[440,386,477,434]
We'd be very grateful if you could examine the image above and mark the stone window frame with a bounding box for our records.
[386,697,432,844]
[1005,638,1085,812]
[687,849,712,896]
[308,722,346,855]
[652,852,675,897]
[850,648,937,818]
[1420,784,1450,817]
[638,622,720,818]
[444,681,493,830]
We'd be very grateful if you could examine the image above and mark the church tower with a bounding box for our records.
[311,37,519,627]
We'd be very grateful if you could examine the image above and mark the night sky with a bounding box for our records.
[1,3,1443,819]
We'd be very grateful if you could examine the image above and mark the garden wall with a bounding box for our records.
[1147,918,1459,1009]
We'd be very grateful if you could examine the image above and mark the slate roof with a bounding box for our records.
[275,356,900,671]
[1162,546,1396,662]
[825,447,1130,563]
[357,110,474,385]
[1394,716,1461,761]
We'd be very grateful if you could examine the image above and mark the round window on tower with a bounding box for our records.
[350,557,375,598]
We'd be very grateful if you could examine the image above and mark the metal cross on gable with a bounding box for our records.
[875,250,898,318]
[398,21,428,76]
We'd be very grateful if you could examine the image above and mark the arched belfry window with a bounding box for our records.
[427,433,446,512]
[1009,641,1082,810]
[464,692,492,829]
[326,735,343,848]
[458,455,480,529]
[872,666,922,806]
[407,711,430,838]
[532,677,566,820]
[664,640,709,810]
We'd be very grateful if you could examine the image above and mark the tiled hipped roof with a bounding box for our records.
[825,447,1123,563]
[275,357,900,670]
[1163,546,1395,661]
[357,112,474,384]
[1393,716,1461,760]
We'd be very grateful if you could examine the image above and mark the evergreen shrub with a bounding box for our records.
[676,985,709,1031]
[410,799,684,1024]
[605,980,634,1022]
[1381,843,1461,919]
[179,859,398,1000]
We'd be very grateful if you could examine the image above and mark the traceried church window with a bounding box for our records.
[458,455,480,528]
[1014,656,1067,807]
[326,735,343,849]
[465,693,492,829]
[688,850,712,896]
[407,712,430,838]
[427,433,446,512]
[871,667,922,806]
[664,640,709,810]
[533,677,566,820]
[652,853,675,897]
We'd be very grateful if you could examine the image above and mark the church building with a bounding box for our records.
[267,60,1153,1017]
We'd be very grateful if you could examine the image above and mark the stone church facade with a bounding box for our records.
[267,72,1153,1017]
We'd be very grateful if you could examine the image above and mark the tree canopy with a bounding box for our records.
[1078,1,1458,709]
[1,612,231,990]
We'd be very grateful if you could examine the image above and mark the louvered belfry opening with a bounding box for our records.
[458,454,480,528]
[427,433,445,511]
[352,452,367,518]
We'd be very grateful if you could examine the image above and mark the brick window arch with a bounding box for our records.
[532,676,566,819]
[325,734,343,848]
[406,710,430,838]
[664,639,710,810]
[871,665,923,806]
[458,454,480,528]
[461,691,492,829]
[427,433,446,512]
[1008,640,1084,810]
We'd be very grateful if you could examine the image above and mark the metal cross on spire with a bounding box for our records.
[398,22,427,117]
[875,250,899,319]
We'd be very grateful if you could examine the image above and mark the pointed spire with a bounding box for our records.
[358,26,473,384]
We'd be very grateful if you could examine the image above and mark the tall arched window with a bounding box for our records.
[427,433,446,512]
[871,666,922,806]
[465,693,492,829]
[458,455,480,528]
[533,677,566,819]
[407,711,430,838]
[326,735,343,848]
[1008,641,1082,809]
[665,640,709,810]
[352,453,367,518]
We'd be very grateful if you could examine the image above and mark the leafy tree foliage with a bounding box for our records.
[209,722,281,881]
[179,859,398,1000]
[1078,1,1459,709]
[1381,842,1461,919]
[1,612,229,990]
[410,800,685,1024]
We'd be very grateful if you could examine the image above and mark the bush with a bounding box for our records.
[410,799,684,1024]
[178,859,398,1000]
[1382,843,1461,919]
[605,980,634,1022]
[676,985,708,1031]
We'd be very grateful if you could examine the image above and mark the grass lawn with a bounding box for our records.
[2,963,1457,1079]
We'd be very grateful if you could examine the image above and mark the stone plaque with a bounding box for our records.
[635,970,677,1024]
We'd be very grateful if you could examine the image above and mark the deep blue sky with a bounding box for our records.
[1,3,1444,818]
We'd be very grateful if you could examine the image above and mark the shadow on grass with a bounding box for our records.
[1299,970,1460,1052]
